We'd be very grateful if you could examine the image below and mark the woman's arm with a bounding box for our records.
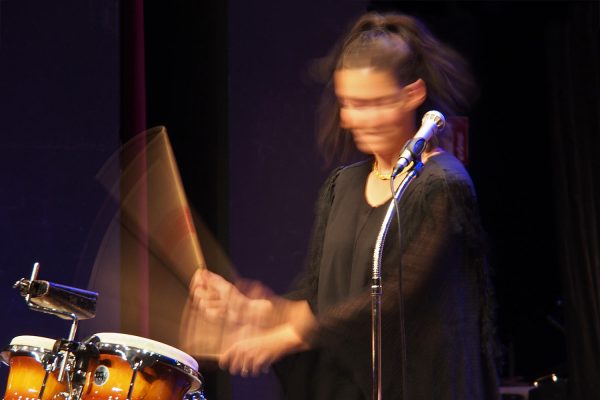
[218,300,317,376]
[190,268,316,329]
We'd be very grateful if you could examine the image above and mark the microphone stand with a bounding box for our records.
[371,159,424,400]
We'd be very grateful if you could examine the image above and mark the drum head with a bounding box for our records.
[9,336,56,350]
[2,335,57,364]
[93,332,198,371]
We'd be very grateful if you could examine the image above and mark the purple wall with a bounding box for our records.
[0,0,120,386]
[228,2,366,292]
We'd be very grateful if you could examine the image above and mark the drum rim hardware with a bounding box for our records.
[1,337,64,400]
[1,341,59,366]
[88,338,204,393]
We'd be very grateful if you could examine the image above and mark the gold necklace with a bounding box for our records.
[372,160,392,180]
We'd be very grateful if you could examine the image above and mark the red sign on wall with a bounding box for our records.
[446,116,469,165]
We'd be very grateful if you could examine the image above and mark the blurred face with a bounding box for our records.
[334,68,414,157]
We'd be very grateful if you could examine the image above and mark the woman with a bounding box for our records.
[192,12,498,399]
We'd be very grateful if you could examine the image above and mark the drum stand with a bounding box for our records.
[12,262,99,400]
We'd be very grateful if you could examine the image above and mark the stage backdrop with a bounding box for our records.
[0,0,120,386]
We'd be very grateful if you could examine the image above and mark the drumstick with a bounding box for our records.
[88,127,236,359]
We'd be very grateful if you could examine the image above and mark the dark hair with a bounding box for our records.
[315,12,478,165]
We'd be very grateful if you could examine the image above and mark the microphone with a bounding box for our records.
[391,110,446,178]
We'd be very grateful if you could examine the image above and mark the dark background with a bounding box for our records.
[2,1,597,399]
[0,0,120,371]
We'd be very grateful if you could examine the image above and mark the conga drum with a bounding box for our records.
[81,332,203,400]
[1,335,67,400]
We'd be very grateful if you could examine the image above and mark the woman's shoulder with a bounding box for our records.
[400,152,478,218]
[315,159,370,208]
[421,152,475,194]
[322,159,371,189]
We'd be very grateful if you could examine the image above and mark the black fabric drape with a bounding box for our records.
[547,2,600,399]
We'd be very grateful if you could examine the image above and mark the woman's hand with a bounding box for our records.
[219,324,310,377]
[219,300,317,377]
[189,269,274,326]
[190,268,237,322]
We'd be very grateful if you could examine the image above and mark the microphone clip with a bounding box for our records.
[392,137,426,178]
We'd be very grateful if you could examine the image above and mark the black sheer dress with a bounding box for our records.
[274,152,498,400]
